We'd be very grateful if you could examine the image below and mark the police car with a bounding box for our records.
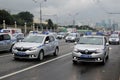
[12,33,59,60]
[0,33,16,52]
[72,35,109,65]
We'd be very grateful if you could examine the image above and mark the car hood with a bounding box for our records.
[74,44,104,50]
[14,42,42,48]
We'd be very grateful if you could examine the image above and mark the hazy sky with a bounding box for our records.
[0,0,120,25]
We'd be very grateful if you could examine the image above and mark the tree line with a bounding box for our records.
[0,9,57,30]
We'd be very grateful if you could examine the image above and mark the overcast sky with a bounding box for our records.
[0,0,120,25]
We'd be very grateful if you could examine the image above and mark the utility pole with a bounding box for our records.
[33,0,47,32]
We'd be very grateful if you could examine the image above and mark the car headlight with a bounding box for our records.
[74,48,79,52]
[72,37,75,39]
[12,45,17,50]
[109,39,112,41]
[29,47,38,51]
[116,39,119,41]
[96,49,104,53]
[65,37,68,39]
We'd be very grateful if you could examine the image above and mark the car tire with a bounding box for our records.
[38,51,44,61]
[53,48,59,56]
[10,44,14,52]
[65,40,67,42]
[101,57,106,65]
[118,42,119,45]
[72,60,78,64]
[14,57,19,60]
[106,54,109,60]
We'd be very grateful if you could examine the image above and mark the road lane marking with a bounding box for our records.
[0,52,72,79]
[0,54,11,58]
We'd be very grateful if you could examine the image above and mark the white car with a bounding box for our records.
[0,33,16,52]
[65,33,80,42]
[109,34,120,44]
[12,33,59,60]
[72,35,109,65]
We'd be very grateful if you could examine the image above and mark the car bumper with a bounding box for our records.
[109,41,119,43]
[12,49,39,59]
[72,52,105,62]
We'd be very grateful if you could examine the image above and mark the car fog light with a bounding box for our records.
[73,57,77,59]
[98,58,101,61]
[29,55,35,58]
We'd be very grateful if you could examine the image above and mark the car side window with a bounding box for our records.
[3,34,11,40]
[44,36,50,43]
[49,36,55,42]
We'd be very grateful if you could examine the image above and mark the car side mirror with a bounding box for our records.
[45,41,49,44]
[74,42,77,45]
[18,40,22,42]
[106,43,109,46]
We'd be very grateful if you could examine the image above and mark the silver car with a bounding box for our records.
[65,33,80,42]
[109,34,120,45]
[12,34,59,60]
[72,35,109,65]
[0,33,16,52]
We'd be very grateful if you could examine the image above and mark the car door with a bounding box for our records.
[3,34,12,51]
[0,35,4,51]
[49,36,56,53]
[104,37,109,56]
[44,36,51,55]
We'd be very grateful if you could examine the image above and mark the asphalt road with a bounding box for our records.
[0,40,120,80]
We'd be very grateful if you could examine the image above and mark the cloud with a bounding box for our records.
[0,0,120,25]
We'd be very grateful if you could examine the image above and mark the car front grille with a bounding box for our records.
[16,48,30,51]
[78,50,96,54]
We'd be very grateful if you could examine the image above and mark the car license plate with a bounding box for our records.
[80,54,91,58]
[112,39,116,41]
[17,52,26,55]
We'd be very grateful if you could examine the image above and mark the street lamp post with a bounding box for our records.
[68,13,79,32]
[3,20,6,29]
[24,22,27,35]
[15,21,17,28]
[33,0,47,32]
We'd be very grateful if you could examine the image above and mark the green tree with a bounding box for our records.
[12,11,34,26]
[12,14,24,26]
[47,19,53,30]
[0,9,14,25]
[18,11,34,23]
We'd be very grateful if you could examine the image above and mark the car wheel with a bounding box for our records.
[10,44,14,52]
[72,60,78,64]
[118,42,119,45]
[38,51,44,61]
[14,57,19,60]
[101,57,106,65]
[106,55,109,60]
[53,48,59,56]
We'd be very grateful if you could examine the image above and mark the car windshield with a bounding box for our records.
[68,33,76,37]
[22,35,44,43]
[78,37,103,45]
[110,35,119,38]
[58,32,65,35]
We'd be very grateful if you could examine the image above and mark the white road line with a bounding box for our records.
[0,52,72,80]
[0,54,11,58]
